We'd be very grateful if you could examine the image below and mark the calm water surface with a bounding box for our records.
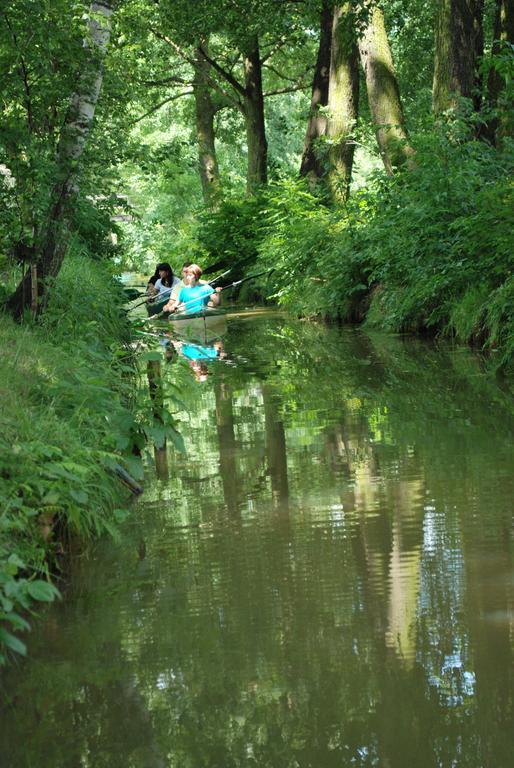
[1,313,513,768]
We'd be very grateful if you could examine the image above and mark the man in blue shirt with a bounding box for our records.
[163,263,221,315]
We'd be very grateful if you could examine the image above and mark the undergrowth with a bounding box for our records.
[0,253,142,664]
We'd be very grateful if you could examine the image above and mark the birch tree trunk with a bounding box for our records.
[432,0,485,114]
[326,4,360,203]
[358,2,414,174]
[193,41,222,208]
[242,36,268,194]
[299,0,333,184]
[8,0,113,319]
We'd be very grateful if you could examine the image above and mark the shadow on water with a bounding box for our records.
[1,314,513,768]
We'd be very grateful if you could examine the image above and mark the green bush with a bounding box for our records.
[246,132,513,367]
[196,193,267,276]
[362,135,513,342]
[256,179,371,319]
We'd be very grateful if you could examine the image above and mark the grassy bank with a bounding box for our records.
[195,132,513,371]
[0,256,140,664]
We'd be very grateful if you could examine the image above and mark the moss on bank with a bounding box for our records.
[0,257,139,664]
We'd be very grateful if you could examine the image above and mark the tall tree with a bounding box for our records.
[151,32,270,195]
[358,1,414,174]
[197,35,270,194]
[326,4,360,202]
[483,0,514,143]
[299,0,333,183]
[193,41,222,207]
[7,0,114,318]
[432,0,485,114]
[242,36,268,192]
[147,0,311,196]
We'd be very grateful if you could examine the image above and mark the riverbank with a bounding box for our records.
[195,133,513,372]
[0,257,140,664]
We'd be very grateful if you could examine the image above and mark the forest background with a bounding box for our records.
[0,0,513,662]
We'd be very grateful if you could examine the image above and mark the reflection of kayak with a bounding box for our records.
[170,314,228,344]
[180,343,219,360]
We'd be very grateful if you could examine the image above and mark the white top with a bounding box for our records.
[155,276,181,298]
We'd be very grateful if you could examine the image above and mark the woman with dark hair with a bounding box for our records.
[147,263,180,299]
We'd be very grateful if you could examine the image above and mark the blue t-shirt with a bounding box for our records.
[178,284,214,314]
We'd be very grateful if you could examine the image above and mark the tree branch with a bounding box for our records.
[264,84,310,97]
[130,90,194,124]
[198,44,246,96]
[263,62,313,82]
[148,28,243,109]
[260,36,289,64]
[143,75,190,87]
[149,27,196,66]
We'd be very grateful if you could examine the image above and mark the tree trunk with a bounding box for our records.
[242,36,268,194]
[432,0,485,114]
[326,4,360,203]
[193,42,222,208]
[483,0,514,143]
[299,0,333,183]
[7,0,113,319]
[358,2,414,174]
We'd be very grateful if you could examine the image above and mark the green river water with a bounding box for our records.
[1,312,513,768]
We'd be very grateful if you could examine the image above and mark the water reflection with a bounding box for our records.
[1,316,513,768]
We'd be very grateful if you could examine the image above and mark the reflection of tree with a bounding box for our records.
[153,445,169,481]
[384,477,424,662]
[214,378,240,515]
[463,520,514,765]
[262,384,289,511]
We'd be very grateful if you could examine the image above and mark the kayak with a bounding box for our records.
[146,295,170,317]
[123,286,145,301]
[146,300,228,320]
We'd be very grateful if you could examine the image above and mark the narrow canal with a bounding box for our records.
[1,312,513,768]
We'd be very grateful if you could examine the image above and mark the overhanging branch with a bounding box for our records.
[131,90,194,124]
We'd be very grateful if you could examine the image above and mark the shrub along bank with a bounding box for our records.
[197,132,513,371]
[0,255,141,664]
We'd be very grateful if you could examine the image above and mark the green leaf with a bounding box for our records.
[0,628,27,656]
[27,580,59,602]
[69,489,88,505]
[42,490,61,505]
[168,426,186,454]
[122,455,144,481]
[141,351,162,362]
[7,552,24,569]
[5,611,31,631]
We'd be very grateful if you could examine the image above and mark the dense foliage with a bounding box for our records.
[258,129,514,365]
